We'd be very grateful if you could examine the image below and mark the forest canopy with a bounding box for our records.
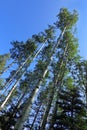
[0,8,87,130]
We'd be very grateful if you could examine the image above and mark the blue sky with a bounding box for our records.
[0,0,87,59]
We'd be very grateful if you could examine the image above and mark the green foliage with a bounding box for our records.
[0,8,86,130]
[53,87,87,130]
[10,39,37,63]
[0,53,10,88]
[0,54,10,72]
[32,25,55,43]
[55,8,78,31]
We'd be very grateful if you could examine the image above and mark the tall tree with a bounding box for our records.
[0,8,82,130]
[14,8,78,130]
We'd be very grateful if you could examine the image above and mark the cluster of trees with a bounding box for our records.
[0,8,87,130]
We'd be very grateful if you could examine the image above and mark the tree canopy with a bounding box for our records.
[0,8,87,130]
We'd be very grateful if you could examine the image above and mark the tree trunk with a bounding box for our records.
[40,86,55,130]
[30,103,42,130]
[14,28,66,130]
[0,71,25,110]
[3,43,46,92]
[85,68,87,116]
[47,43,69,130]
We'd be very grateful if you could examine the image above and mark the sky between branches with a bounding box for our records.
[0,0,87,59]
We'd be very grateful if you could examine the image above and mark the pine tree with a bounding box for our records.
[53,85,87,130]
[0,8,83,130]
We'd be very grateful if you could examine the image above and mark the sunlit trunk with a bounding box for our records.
[46,42,68,130]
[3,43,46,92]
[0,43,46,108]
[14,28,66,130]
[0,71,25,110]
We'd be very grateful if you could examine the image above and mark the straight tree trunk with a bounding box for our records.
[30,103,42,130]
[40,86,55,130]
[0,71,25,110]
[3,43,46,91]
[14,28,66,130]
[85,68,87,116]
[0,43,46,109]
[46,42,69,130]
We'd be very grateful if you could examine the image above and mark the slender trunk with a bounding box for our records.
[30,103,42,130]
[71,98,74,130]
[47,82,63,130]
[14,28,66,130]
[85,68,87,115]
[16,88,28,109]
[40,86,55,130]
[49,69,68,129]
[0,71,25,110]
[14,68,49,130]
[48,72,68,130]
[46,42,69,130]
[3,43,46,93]
[1,43,46,99]
[12,87,29,118]
[47,78,63,129]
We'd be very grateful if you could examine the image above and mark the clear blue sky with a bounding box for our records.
[0,0,87,59]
